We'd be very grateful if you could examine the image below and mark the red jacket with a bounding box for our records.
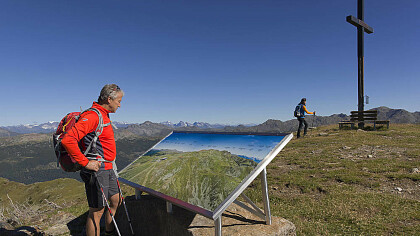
[61,102,116,170]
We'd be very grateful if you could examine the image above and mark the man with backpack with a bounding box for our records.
[61,84,124,236]
[294,98,315,138]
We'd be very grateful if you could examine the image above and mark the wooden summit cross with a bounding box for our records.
[346,0,374,128]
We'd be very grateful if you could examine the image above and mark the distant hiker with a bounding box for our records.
[62,84,124,236]
[294,98,315,138]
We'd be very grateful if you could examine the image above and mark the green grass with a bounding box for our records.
[120,149,257,211]
[245,124,420,235]
[0,177,86,229]
[1,124,419,235]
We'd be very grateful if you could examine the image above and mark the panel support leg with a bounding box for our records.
[135,189,142,200]
[260,168,272,225]
[215,216,222,236]
[166,202,173,214]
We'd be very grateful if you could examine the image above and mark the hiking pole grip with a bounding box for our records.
[117,179,135,235]
[93,172,122,236]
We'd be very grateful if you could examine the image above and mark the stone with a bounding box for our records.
[115,195,296,236]
[0,225,45,236]
[395,187,403,192]
[0,221,14,231]
[43,224,69,236]
[43,211,77,236]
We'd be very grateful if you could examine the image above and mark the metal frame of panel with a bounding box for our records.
[118,131,293,235]
[212,133,292,219]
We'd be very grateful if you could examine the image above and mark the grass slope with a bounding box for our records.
[1,124,419,235]
[0,177,86,231]
[0,134,159,184]
[120,149,257,211]
[244,124,420,235]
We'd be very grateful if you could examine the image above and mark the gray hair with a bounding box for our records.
[98,84,124,104]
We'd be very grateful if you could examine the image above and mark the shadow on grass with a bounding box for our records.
[0,226,43,235]
[67,211,114,236]
[67,211,88,236]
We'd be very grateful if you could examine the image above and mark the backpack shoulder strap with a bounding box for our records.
[81,108,104,135]
[80,108,105,156]
[81,108,116,171]
[103,121,118,129]
[298,104,304,111]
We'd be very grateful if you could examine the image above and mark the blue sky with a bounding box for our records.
[1,0,419,126]
[155,132,286,162]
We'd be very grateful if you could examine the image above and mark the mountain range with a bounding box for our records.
[0,106,419,184]
[0,121,131,135]
[160,121,230,129]
[0,121,230,135]
[1,107,419,138]
[116,106,419,135]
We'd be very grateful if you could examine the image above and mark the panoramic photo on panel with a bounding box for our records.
[119,132,286,211]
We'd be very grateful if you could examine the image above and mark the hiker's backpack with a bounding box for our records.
[294,104,303,117]
[53,108,108,172]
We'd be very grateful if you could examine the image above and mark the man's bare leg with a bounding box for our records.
[86,207,105,236]
[105,193,121,232]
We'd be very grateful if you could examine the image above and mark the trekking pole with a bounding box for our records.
[312,113,315,129]
[94,172,122,236]
[310,113,316,135]
[116,179,135,235]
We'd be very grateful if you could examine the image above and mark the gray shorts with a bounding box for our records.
[80,169,119,208]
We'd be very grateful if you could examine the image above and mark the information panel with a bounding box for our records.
[119,131,288,213]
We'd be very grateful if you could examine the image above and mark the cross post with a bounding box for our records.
[346,0,374,129]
